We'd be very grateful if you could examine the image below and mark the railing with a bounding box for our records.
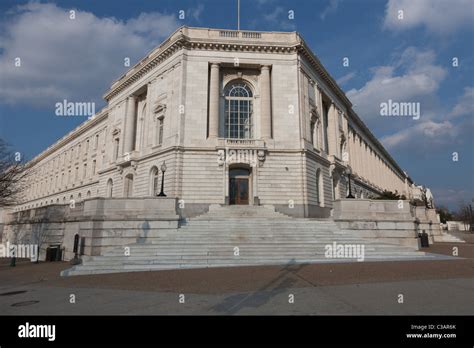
[219,31,262,39]
[242,32,262,39]
[225,139,256,146]
[219,31,239,38]
[217,138,266,148]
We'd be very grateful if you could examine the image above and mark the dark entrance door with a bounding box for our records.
[230,178,249,205]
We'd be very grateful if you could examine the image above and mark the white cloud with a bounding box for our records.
[380,120,459,150]
[336,71,355,86]
[0,2,179,107]
[320,0,341,20]
[262,7,296,30]
[346,47,447,133]
[449,86,474,118]
[383,0,474,35]
[189,4,205,22]
[345,47,472,157]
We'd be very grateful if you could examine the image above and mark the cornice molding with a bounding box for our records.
[29,109,108,166]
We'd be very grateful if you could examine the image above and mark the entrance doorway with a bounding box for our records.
[229,168,250,205]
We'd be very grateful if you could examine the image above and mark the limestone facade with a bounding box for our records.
[12,27,415,218]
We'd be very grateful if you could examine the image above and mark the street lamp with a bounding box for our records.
[344,167,355,199]
[157,161,167,197]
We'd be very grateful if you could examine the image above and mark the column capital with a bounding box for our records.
[210,62,220,68]
[260,65,271,71]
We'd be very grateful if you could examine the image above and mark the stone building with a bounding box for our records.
[2,27,450,273]
[12,26,414,219]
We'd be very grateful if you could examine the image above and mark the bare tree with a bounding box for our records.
[0,138,31,207]
[455,200,473,232]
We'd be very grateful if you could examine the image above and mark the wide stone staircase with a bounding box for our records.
[61,205,436,276]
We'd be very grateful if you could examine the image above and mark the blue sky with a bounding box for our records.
[0,0,473,209]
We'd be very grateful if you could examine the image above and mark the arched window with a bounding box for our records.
[150,166,159,196]
[224,81,253,139]
[86,190,91,198]
[107,179,113,198]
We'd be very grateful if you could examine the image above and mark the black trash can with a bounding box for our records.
[419,231,429,248]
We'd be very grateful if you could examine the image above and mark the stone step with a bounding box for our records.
[107,240,385,247]
[83,253,431,266]
[102,247,411,256]
[91,250,425,261]
[62,205,430,276]
[184,218,337,222]
[104,243,416,251]
[107,235,371,240]
[63,254,438,276]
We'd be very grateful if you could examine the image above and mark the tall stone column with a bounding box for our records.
[357,140,363,179]
[375,154,380,187]
[361,141,367,180]
[260,65,272,139]
[368,149,374,184]
[380,159,385,189]
[124,95,136,155]
[209,63,220,138]
[354,136,360,176]
[327,102,337,156]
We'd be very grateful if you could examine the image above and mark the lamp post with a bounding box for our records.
[157,161,167,197]
[344,167,355,199]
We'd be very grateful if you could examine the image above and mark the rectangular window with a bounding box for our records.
[158,118,164,145]
[92,160,96,175]
[95,134,99,149]
[83,163,87,179]
[323,103,329,152]
[113,138,120,160]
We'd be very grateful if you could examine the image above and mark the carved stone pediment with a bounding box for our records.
[153,103,166,114]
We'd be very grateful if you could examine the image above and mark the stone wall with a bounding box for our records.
[1,197,179,261]
[333,199,442,249]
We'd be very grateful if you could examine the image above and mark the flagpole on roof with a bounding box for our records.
[238,0,240,31]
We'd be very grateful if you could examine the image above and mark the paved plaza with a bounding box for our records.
[1,241,472,315]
